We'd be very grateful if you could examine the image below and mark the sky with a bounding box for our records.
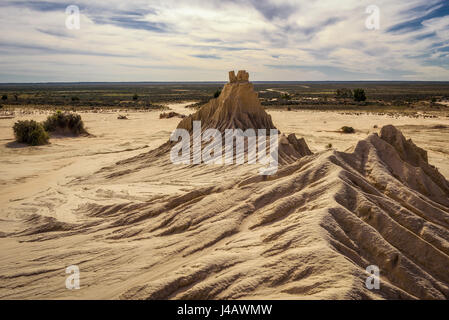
[0,0,448,82]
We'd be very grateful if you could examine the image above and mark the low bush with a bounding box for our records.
[159,111,185,119]
[353,89,367,102]
[341,126,355,134]
[43,111,87,135]
[13,120,49,146]
[336,88,353,99]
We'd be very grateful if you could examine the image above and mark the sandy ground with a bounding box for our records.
[272,110,449,178]
[0,103,448,299]
[4,105,447,192]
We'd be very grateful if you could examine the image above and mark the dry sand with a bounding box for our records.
[1,92,449,299]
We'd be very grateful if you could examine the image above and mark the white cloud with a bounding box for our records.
[0,0,448,81]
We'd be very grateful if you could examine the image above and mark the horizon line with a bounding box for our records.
[2,80,449,85]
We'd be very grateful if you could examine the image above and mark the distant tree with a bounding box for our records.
[71,96,79,102]
[213,89,221,98]
[336,88,353,99]
[431,97,437,103]
[1,94,7,101]
[353,89,367,102]
[14,94,18,101]
[281,93,291,100]
[133,93,139,101]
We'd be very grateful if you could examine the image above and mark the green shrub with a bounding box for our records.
[133,93,139,101]
[13,120,49,146]
[353,89,366,102]
[213,89,221,98]
[1,94,7,100]
[341,126,355,134]
[71,96,79,102]
[43,111,87,135]
[326,143,333,149]
[336,88,353,99]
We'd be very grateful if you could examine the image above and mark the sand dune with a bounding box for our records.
[0,72,449,300]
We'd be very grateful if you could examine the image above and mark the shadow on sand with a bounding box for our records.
[5,141,30,148]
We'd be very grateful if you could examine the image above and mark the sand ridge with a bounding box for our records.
[1,123,448,299]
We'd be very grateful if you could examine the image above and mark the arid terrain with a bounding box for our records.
[3,0,449,305]
[1,77,449,300]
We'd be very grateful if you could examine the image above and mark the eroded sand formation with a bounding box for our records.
[168,70,310,165]
[0,72,448,300]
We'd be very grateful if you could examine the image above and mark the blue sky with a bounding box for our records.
[0,0,448,82]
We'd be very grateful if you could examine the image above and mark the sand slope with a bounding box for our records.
[1,124,448,299]
[94,125,449,300]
